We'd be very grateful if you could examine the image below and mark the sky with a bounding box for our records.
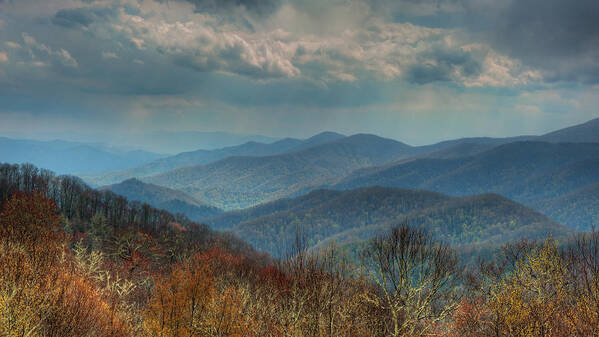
[0,0,598,148]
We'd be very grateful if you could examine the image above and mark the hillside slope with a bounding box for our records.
[204,187,571,256]
[334,142,599,230]
[538,117,599,143]
[103,178,222,220]
[532,183,599,230]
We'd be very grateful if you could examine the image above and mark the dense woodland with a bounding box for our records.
[1,163,599,336]
[206,187,571,257]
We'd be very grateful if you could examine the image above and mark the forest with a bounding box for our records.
[0,163,598,336]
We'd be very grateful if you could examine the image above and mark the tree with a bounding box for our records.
[362,224,461,337]
[488,239,571,337]
[89,213,110,249]
[0,192,129,337]
[566,230,599,335]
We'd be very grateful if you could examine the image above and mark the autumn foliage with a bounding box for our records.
[0,192,128,336]
[2,164,599,336]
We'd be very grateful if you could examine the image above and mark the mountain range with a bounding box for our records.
[144,134,422,209]
[334,142,599,229]
[114,130,281,154]
[5,117,599,257]
[135,118,599,212]
[82,132,345,187]
[0,137,165,174]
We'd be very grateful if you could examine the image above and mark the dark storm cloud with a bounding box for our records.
[372,0,599,84]
[406,64,451,84]
[52,7,117,28]
[169,0,282,16]
[406,47,482,84]
[470,0,599,83]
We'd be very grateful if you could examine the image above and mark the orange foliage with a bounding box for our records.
[0,191,62,252]
[5,190,599,337]
[0,192,129,336]
[143,252,257,336]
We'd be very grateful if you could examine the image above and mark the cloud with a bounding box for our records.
[102,51,118,59]
[458,0,599,83]
[4,41,21,49]
[52,7,117,28]
[458,45,541,87]
[110,2,534,85]
[1,0,596,147]
[357,0,599,84]
[170,0,282,18]
[496,0,599,83]
[20,33,78,68]
[117,10,301,79]
[22,32,36,46]
[1,0,542,87]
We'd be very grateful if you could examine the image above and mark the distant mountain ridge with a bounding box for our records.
[102,178,222,221]
[204,187,571,256]
[116,130,281,154]
[82,132,346,187]
[0,137,165,175]
[128,118,599,211]
[82,117,599,188]
[538,118,599,143]
[144,134,421,209]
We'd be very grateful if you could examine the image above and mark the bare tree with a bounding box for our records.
[567,230,599,335]
[362,224,461,337]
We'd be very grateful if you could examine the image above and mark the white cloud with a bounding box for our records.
[102,51,119,59]
[461,46,542,87]
[3,0,544,89]
[106,0,538,86]
[56,48,78,67]
[130,37,145,50]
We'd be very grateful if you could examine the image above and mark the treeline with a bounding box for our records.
[0,163,255,259]
[1,163,599,336]
[1,162,200,231]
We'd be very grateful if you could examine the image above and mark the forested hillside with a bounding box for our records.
[335,141,599,229]
[206,187,570,256]
[532,183,599,230]
[102,178,222,221]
